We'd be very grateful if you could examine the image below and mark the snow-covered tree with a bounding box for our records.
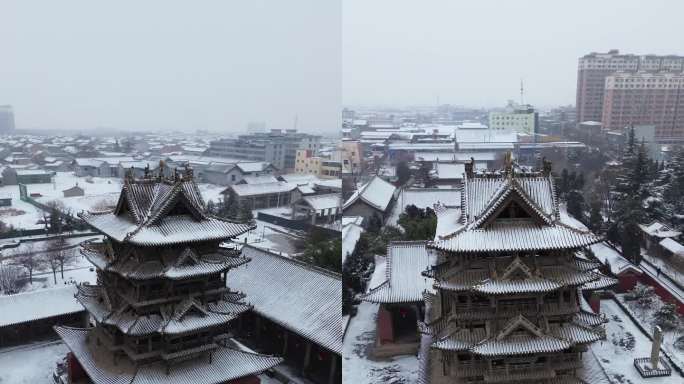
[654,303,680,330]
[0,262,23,294]
[13,242,44,284]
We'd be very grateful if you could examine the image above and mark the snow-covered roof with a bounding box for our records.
[433,221,600,253]
[240,175,279,184]
[55,326,282,384]
[230,246,342,354]
[660,238,684,256]
[0,286,83,328]
[362,242,435,303]
[81,175,252,246]
[425,314,602,357]
[229,182,296,197]
[342,222,364,264]
[301,193,341,211]
[343,176,397,212]
[639,221,682,238]
[235,162,271,173]
[75,284,248,336]
[435,162,465,180]
[82,244,249,281]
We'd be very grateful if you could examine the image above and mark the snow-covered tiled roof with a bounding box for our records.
[55,326,282,384]
[81,176,252,246]
[361,242,435,303]
[0,286,83,328]
[343,175,397,212]
[431,222,601,253]
[82,244,249,281]
[230,246,342,355]
[76,284,249,336]
[82,212,252,246]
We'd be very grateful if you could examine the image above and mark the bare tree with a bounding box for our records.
[14,241,43,285]
[42,241,61,285]
[0,261,23,294]
[52,236,76,279]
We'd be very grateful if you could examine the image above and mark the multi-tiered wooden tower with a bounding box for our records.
[422,159,615,384]
[55,168,282,384]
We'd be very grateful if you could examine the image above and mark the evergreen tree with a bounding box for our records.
[238,202,254,223]
[588,192,603,234]
[367,213,383,234]
[566,190,585,223]
[654,303,680,330]
[396,161,411,186]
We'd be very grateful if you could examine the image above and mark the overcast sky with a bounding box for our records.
[343,0,684,109]
[1,1,341,133]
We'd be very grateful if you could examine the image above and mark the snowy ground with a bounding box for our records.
[342,256,419,384]
[616,294,684,371]
[0,341,68,384]
[593,299,683,384]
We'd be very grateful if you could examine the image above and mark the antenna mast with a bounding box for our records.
[520,78,525,105]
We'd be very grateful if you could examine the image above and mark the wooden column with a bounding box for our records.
[282,332,289,356]
[328,355,338,384]
[303,341,312,374]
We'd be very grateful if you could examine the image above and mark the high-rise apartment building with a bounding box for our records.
[602,72,684,141]
[576,50,684,123]
[0,105,15,133]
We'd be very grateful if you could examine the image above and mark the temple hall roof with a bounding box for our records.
[361,241,435,304]
[229,245,343,355]
[55,326,282,384]
[80,174,252,246]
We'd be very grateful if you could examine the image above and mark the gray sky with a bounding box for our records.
[343,0,684,109]
[1,1,341,133]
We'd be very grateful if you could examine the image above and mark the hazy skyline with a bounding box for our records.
[1,1,341,133]
[343,0,684,109]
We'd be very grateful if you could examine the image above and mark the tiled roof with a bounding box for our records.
[431,221,601,253]
[343,175,397,212]
[81,177,252,246]
[82,244,249,281]
[361,242,435,304]
[76,285,249,336]
[81,213,252,246]
[55,326,282,384]
[229,246,342,355]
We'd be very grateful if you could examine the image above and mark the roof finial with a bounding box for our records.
[542,157,552,176]
[184,165,194,180]
[504,151,513,177]
[465,157,474,178]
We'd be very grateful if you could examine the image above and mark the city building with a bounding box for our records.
[207,129,321,171]
[602,71,684,142]
[576,50,684,123]
[488,101,539,135]
[294,149,341,179]
[0,105,15,133]
[421,158,617,383]
[54,169,283,384]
